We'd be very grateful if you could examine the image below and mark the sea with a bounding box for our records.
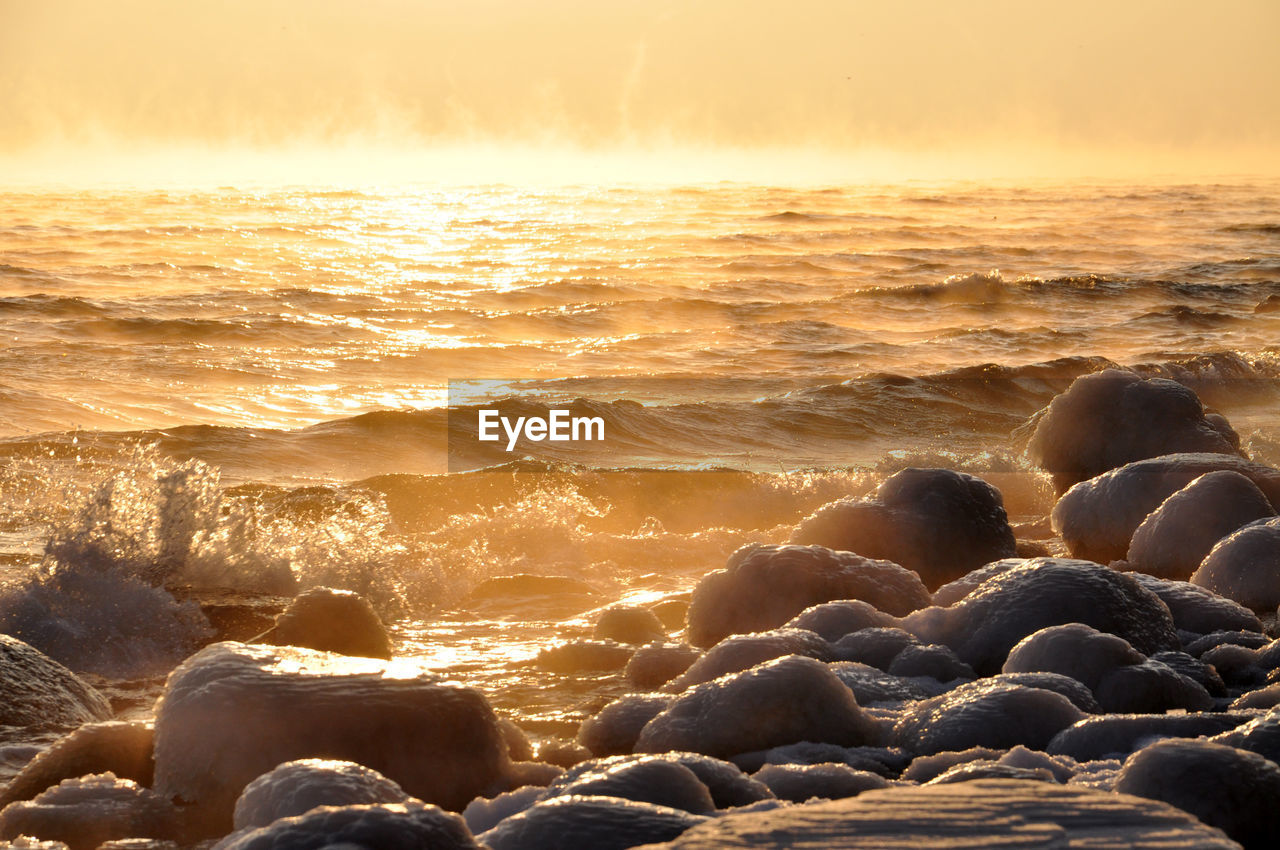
[1,178,1278,755]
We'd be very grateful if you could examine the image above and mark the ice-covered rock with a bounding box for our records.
[0,722,152,810]
[887,643,974,681]
[0,635,111,728]
[1129,574,1262,636]
[479,795,706,850]
[152,642,510,838]
[1050,453,1280,563]
[544,758,715,814]
[634,655,881,759]
[664,629,829,691]
[1212,708,1280,764]
[637,777,1238,848]
[577,695,671,757]
[1115,738,1280,850]
[782,600,897,642]
[829,627,919,670]
[216,802,481,850]
[686,544,929,648]
[549,753,772,810]
[1192,517,1280,611]
[0,773,178,850]
[1047,713,1251,761]
[1126,471,1275,580]
[593,606,667,645]
[892,680,1084,755]
[901,558,1180,675]
[232,758,410,830]
[790,468,1016,589]
[1026,369,1241,494]
[254,587,392,659]
[624,643,700,690]
[752,763,888,802]
[827,661,942,706]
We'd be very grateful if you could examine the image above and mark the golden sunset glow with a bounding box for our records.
[2,0,1277,183]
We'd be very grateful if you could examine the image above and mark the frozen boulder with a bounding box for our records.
[887,643,974,682]
[594,606,667,645]
[0,773,178,850]
[892,680,1085,756]
[830,627,919,670]
[664,629,829,691]
[901,558,1180,675]
[1051,453,1280,563]
[1128,573,1261,636]
[790,468,1016,589]
[782,600,897,642]
[577,695,672,757]
[479,795,706,850]
[216,802,481,850]
[752,763,887,803]
[550,753,772,810]
[635,655,881,759]
[1212,708,1280,764]
[1115,738,1280,850]
[254,587,392,659]
[827,661,941,706]
[1047,713,1250,762]
[686,544,929,648]
[232,758,410,830]
[1126,471,1275,580]
[0,722,153,810]
[544,758,715,814]
[637,778,1238,848]
[0,635,111,728]
[1026,369,1241,494]
[624,643,700,690]
[152,642,510,838]
[1192,517,1280,611]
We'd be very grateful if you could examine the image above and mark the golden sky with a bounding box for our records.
[2,0,1277,180]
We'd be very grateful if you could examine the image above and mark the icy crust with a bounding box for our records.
[891,680,1085,756]
[215,802,481,850]
[0,772,178,850]
[478,795,707,850]
[232,759,410,830]
[152,642,510,838]
[686,543,929,648]
[901,558,1180,676]
[0,722,154,810]
[633,655,881,759]
[1050,453,1280,564]
[1026,369,1242,494]
[1192,517,1280,611]
[789,467,1017,589]
[0,635,112,728]
[639,778,1238,849]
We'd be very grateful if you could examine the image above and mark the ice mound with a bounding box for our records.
[254,588,391,659]
[901,558,1180,675]
[577,695,672,757]
[1128,574,1261,636]
[478,795,706,850]
[734,742,907,777]
[687,543,929,648]
[215,802,480,850]
[830,627,920,670]
[232,759,410,830]
[664,628,830,691]
[1003,623,1213,713]
[547,753,772,810]
[1126,470,1275,580]
[790,468,1016,589]
[1192,517,1280,610]
[0,722,153,810]
[782,600,897,642]
[0,635,111,728]
[1051,453,1280,563]
[1115,738,1280,850]
[827,661,944,706]
[624,643,699,689]
[1211,708,1280,764]
[638,778,1238,848]
[543,758,715,814]
[1026,369,1241,494]
[0,773,177,850]
[152,642,510,838]
[752,763,888,802]
[887,643,974,681]
[891,680,1085,755]
[1046,713,1250,761]
[634,655,881,759]
[593,606,667,644]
